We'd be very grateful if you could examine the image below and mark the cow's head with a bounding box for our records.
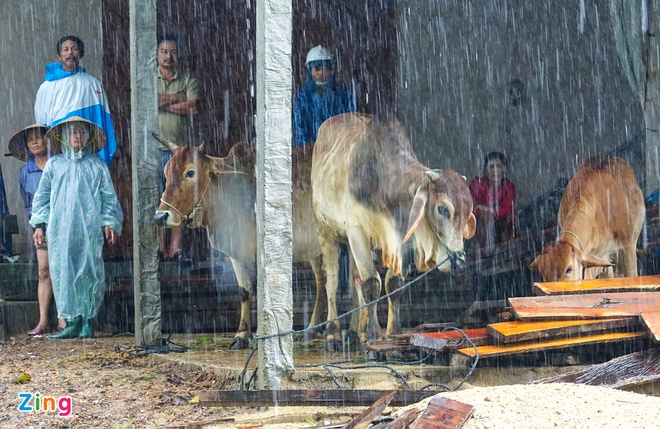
[153,134,251,229]
[403,169,476,272]
[528,241,614,282]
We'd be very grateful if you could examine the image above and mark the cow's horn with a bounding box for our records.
[151,132,180,152]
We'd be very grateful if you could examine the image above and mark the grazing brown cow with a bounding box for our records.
[153,136,325,349]
[311,113,476,350]
[529,157,644,282]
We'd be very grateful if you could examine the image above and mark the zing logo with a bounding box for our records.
[18,392,72,417]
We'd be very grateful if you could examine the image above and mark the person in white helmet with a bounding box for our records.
[293,45,357,294]
[293,45,357,148]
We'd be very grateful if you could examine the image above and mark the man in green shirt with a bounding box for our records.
[157,34,201,261]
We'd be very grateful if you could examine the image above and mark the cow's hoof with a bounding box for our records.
[325,339,342,352]
[230,336,251,349]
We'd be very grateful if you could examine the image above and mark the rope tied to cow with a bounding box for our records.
[240,252,479,390]
[557,230,584,250]
[425,218,467,269]
[159,179,212,225]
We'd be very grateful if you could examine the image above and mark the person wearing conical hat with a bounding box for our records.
[29,117,123,339]
[8,124,65,336]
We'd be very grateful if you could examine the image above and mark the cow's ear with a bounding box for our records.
[403,179,430,243]
[528,255,541,271]
[206,155,239,175]
[580,254,615,269]
[463,213,476,239]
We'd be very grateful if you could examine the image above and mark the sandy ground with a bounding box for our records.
[1,335,658,428]
[207,383,660,429]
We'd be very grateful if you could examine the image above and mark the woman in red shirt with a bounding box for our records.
[469,152,516,248]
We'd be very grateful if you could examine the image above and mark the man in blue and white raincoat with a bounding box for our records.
[30,117,123,339]
[34,35,117,166]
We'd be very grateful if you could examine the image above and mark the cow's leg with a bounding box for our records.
[384,268,404,337]
[317,230,342,351]
[619,244,639,277]
[348,230,382,345]
[229,258,253,349]
[348,251,361,336]
[306,255,327,339]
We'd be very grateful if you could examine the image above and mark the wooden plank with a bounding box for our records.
[345,391,396,429]
[486,318,636,344]
[508,292,660,321]
[366,338,415,353]
[410,328,490,351]
[456,331,644,358]
[384,408,422,429]
[538,349,660,389]
[197,390,436,407]
[641,312,660,342]
[533,275,660,296]
[411,396,474,429]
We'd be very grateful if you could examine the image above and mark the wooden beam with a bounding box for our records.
[508,292,660,320]
[533,275,660,296]
[456,332,644,358]
[197,390,437,407]
[345,391,396,429]
[411,396,474,429]
[410,328,490,351]
[486,318,637,344]
[641,312,660,342]
[384,408,422,429]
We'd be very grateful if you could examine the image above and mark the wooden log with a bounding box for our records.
[538,349,660,389]
[641,312,660,342]
[366,338,415,353]
[197,390,437,407]
[533,275,660,296]
[508,292,660,320]
[384,408,422,429]
[409,328,490,351]
[456,331,644,358]
[486,318,637,344]
[411,396,474,429]
[345,391,396,429]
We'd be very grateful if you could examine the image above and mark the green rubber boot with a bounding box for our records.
[49,316,82,339]
[79,319,94,339]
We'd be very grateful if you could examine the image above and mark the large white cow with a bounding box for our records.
[311,113,476,350]
[154,137,325,348]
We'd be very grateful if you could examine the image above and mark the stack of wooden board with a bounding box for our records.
[452,275,660,359]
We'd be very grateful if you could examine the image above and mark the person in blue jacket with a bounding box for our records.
[293,45,357,293]
[293,45,357,148]
[34,35,117,166]
[8,124,65,335]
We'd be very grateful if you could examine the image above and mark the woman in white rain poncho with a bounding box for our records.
[30,117,123,339]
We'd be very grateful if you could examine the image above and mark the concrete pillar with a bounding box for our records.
[129,0,161,347]
[255,0,294,388]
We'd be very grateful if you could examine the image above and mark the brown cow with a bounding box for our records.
[153,137,325,349]
[311,113,476,350]
[529,157,644,282]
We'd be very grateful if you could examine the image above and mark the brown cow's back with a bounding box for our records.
[530,156,644,282]
[559,157,643,247]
